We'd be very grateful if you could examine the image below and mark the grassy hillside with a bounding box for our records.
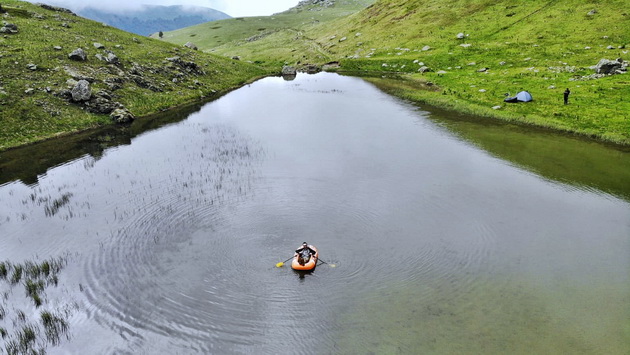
[160,0,376,67]
[322,0,630,144]
[0,0,268,151]
[165,0,630,145]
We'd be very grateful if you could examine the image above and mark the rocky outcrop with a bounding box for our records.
[295,0,335,10]
[301,64,321,74]
[165,56,205,75]
[105,52,119,65]
[184,42,198,50]
[282,65,297,76]
[71,80,91,102]
[84,91,120,114]
[0,22,18,34]
[39,4,76,15]
[110,108,135,123]
[595,58,626,74]
[68,48,87,61]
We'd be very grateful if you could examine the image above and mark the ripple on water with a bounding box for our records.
[81,124,273,351]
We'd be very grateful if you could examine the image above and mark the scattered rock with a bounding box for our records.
[63,66,95,82]
[302,64,321,74]
[166,56,205,75]
[68,48,87,61]
[184,42,198,50]
[71,80,91,102]
[460,43,472,48]
[422,45,431,51]
[477,67,489,72]
[231,56,241,60]
[479,89,487,93]
[418,66,431,73]
[322,61,340,71]
[282,65,297,76]
[84,91,118,114]
[105,52,119,65]
[66,79,78,88]
[110,108,134,123]
[456,32,465,39]
[587,9,597,16]
[492,105,501,110]
[26,63,37,71]
[607,45,615,50]
[0,23,18,34]
[339,37,347,42]
[39,4,76,15]
[93,42,105,49]
[24,88,35,95]
[53,46,62,50]
[595,58,624,74]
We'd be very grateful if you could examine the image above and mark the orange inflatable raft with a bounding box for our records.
[291,245,318,271]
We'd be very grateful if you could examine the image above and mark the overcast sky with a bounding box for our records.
[28,0,301,17]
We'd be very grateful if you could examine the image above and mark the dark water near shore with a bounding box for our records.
[1,73,629,354]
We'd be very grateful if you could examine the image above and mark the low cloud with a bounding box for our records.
[24,0,298,17]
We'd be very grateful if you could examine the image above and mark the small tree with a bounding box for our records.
[158,31,163,39]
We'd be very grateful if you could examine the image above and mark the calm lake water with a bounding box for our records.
[1,73,629,354]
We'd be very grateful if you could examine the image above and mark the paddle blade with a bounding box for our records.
[276,262,285,268]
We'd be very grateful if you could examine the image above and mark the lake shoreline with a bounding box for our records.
[3,70,629,153]
[0,73,271,153]
[342,72,630,148]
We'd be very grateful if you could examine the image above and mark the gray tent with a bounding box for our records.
[504,91,533,103]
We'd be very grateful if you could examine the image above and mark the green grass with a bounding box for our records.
[0,0,269,151]
[164,0,630,145]
[162,0,376,67]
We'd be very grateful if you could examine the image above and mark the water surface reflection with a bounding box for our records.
[0,73,628,354]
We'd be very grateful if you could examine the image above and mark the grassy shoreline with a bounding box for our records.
[0,0,271,152]
[351,72,630,147]
[162,0,630,147]
[0,72,270,153]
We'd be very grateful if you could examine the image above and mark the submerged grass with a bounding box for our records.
[1,257,69,353]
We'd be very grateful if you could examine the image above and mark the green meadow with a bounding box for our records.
[164,0,630,145]
[1,0,628,149]
[161,0,375,67]
[0,0,268,150]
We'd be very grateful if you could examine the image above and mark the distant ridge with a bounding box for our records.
[77,5,231,36]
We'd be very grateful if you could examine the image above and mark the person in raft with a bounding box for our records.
[295,242,316,265]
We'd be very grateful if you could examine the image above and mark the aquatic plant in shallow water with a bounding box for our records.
[0,257,71,354]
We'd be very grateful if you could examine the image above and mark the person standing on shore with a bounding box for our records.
[564,88,571,105]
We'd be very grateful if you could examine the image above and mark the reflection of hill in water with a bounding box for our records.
[421,105,630,202]
[2,85,629,202]
[0,102,204,186]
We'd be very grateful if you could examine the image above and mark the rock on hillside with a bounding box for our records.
[0,0,265,150]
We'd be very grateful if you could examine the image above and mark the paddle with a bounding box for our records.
[275,256,294,268]
[317,259,336,268]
